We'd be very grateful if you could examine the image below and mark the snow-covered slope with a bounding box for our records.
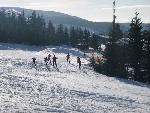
[0,43,150,113]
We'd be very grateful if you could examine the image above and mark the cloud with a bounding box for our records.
[24,2,66,9]
[21,0,83,10]
[102,5,150,10]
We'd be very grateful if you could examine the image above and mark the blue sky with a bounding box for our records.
[0,0,150,23]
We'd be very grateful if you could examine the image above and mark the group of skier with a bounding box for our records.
[43,54,58,67]
[32,53,81,69]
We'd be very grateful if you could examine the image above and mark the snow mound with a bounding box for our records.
[0,43,150,113]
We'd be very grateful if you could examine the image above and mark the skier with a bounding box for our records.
[48,54,51,64]
[52,55,57,67]
[77,57,81,69]
[44,57,48,65]
[32,57,36,66]
[66,53,70,63]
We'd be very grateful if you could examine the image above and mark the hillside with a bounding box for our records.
[0,7,127,33]
[1,7,150,33]
[0,42,150,113]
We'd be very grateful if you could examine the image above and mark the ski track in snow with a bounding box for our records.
[0,43,150,113]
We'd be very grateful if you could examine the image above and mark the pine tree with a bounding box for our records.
[16,10,27,43]
[27,11,37,45]
[142,29,150,83]
[128,12,143,81]
[83,28,90,46]
[103,23,123,77]
[64,27,69,45]
[0,9,6,42]
[56,24,65,45]
[78,27,84,42]
[70,26,77,47]
[27,11,46,45]
[37,15,46,45]
[90,33,99,50]
[47,20,55,45]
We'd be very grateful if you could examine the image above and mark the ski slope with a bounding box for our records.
[0,43,150,113]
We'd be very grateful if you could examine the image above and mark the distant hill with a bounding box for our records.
[0,7,149,33]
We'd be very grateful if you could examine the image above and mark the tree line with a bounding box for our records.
[0,9,99,48]
[92,12,150,83]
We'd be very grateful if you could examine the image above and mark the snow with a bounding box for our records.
[5,9,21,16]
[101,44,106,51]
[0,42,150,113]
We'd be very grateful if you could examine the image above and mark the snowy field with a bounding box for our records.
[0,43,150,113]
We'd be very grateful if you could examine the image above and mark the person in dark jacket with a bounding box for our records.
[77,57,81,69]
[32,57,36,66]
[48,54,51,64]
[52,55,57,67]
[44,57,48,65]
[66,53,70,63]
